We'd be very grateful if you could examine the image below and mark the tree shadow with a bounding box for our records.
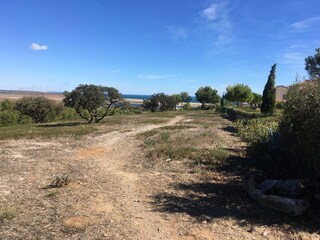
[152,180,320,233]
[151,154,320,233]
[221,126,237,134]
[37,122,85,128]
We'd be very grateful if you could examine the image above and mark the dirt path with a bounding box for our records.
[1,116,186,240]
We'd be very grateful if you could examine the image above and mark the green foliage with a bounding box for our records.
[276,102,286,109]
[225,107,261,120]
[236,118,278,155]
[261,64,276,114]
[250,92,262,108]
[182,102,192,110]
[15,96,60,123]
[305,48,320,79]
[63,84,125,123]
[225,84,253,106]
[195,86,221,109]
[180,92,191,103]
[0,110,17,126]
[279,80,320,178]
[142,93,179,112]
[1,99,14,111]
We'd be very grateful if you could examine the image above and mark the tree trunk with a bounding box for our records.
[245,175,309,216]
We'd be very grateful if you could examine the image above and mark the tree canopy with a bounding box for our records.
[195,86,220,109]
[63,84,125,123]
[142,93,179,112]
[305,48,320,79]
[224,84,253,107]
[180,92,191,103]
[261,64,276,114]
[15,96,61,123]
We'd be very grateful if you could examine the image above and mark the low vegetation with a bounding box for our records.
[139,111,231,171]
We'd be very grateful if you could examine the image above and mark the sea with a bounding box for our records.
[123,94,199,103]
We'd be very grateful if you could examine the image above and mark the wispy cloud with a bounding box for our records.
[277,51,306,65]
[198,1,235,46]
[167,25,188,41]
[30,43,48,51]
[200,4,218,21]
[289,16,320,30]
[138,74,175,80]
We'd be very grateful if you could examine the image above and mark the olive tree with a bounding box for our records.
[63,84,125,123]
[15,96,61,123]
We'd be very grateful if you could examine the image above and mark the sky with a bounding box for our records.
[0,0,319,95]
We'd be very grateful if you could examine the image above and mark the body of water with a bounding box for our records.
[123,94,199,103]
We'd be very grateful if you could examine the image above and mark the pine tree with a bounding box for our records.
[261,64,276,114]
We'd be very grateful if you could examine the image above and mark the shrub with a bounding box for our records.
[279,80,320,179]
[0,110,17,126]
[15,96,60,123]
[235,118,278,155]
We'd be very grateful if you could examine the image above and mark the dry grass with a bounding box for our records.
[139,111,232,171]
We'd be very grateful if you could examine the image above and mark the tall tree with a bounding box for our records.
[305,48,320,79]
[224,84,253,107]
[261,64,276,114]
[63,84,125,123]
[195,86,220,109]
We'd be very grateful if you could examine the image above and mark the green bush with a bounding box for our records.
[235,118,278,155]
[225,107,261,120]
[279,80,320,179]
[0,110,17,126]
[276,102,286,109]
[15,96,61,123]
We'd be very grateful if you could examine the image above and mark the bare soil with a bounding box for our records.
[0,113,319,239]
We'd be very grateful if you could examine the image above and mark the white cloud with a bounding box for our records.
[200,4,218,21]
[167,25,188,40]
[138,74,175,80]
[289,17,320,30]
[30,43,48,51]
[198,1,234,47]
[277,51,305,65]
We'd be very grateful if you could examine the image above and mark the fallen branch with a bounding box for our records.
[245,175,309,216]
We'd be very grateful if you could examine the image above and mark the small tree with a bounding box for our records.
[63,84,125,123]
[171,94,182,110]
[195,86,220,109]
[180,92,191,108]
[15,96,60,123]
[250,92,262,108]
[142,93,178,112]
[305,48,320,79]
[261,64,276,114]
[224,84,253,107]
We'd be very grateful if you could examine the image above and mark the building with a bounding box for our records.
[275,85,288,102]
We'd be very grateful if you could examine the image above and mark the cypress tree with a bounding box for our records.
[261,64,276,114]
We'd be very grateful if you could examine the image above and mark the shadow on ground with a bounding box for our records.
[151,155,320,233]
[38,122,85,127]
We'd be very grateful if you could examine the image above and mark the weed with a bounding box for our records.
[0,207,20,221]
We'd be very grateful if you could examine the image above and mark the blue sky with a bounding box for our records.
[0,0,319,95]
